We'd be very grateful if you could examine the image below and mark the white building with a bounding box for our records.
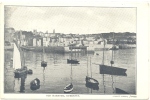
[33,38,36,46]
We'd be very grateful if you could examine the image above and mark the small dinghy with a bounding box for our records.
[30,78,40,90]
[86,76,99,86]
[64,83,73,93]
[85,82,99,90]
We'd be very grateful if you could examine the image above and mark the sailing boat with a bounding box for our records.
[85,56,99,88]
[99,33,127,76]
[13,43,27,78]
[64,46,73,93]
[67,41,79,64]
[41,45,47,68]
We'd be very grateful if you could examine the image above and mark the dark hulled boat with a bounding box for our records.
[100,64,127,76]
[85,56,99,90]
[14,66,27,78]
[30,78,40,90]
[67,59,79,64]
[100,33,127,76]
[115,88,129,94]
[85,76,99,86]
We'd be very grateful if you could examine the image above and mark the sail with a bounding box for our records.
[13,43,22,69]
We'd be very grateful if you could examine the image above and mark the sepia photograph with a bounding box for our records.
[1,1,149,100]
[4,6,136,94]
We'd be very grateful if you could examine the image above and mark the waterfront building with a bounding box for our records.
[33,38,37,46]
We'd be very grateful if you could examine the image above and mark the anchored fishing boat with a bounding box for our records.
[99,33,127,76]
[13,43,27,78]
[64,46,74,93]
[41,46,47,68]
[67,45,80,64]
[85,56,99,88]
[115,88,129,94]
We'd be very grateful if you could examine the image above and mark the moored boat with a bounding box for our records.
[99,33,127,76]
[100,64,127,76]
[85,76,99,86]
[115,88,129,94]
[13,43,28,78]
[64,83,73,93]
[67,59,79,64]
[30,78,40,90]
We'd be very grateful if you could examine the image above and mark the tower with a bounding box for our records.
[53,29,55,34]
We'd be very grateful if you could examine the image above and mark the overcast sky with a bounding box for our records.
[5,6,136,34]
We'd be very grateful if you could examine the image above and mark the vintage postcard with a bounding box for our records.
[0,1,149,100]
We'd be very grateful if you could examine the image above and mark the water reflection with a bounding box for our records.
[4,49,136,94]
[13,73,27,93]
[20,74,27,93]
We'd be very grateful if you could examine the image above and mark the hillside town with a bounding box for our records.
[4,27,136,53]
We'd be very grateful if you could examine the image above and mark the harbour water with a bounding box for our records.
[4,49,136,94]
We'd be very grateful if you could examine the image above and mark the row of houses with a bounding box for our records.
[5,28,136,47]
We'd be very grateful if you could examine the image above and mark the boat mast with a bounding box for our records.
[111,32,115,93]
[102,35,106,94]
[90,56,92,78]
[43,45,44,61]
[87,47,88,77]
[111,32,114,67]
[102,38,105,65]
[23,48,25,67]
[71,45,72,83]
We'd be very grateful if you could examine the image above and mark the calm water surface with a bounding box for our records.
[4,49,136,94]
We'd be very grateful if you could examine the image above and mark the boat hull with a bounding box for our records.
[99,64,127,76]
[67,59,79,64]
[21,46,35,51]
[64,83,73,93]
[14,70,27,78]
[30,78,40,90]
[85,76,99,85]
[115,88,129,94]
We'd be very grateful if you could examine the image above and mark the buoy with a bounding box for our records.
[110,61,114,64]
